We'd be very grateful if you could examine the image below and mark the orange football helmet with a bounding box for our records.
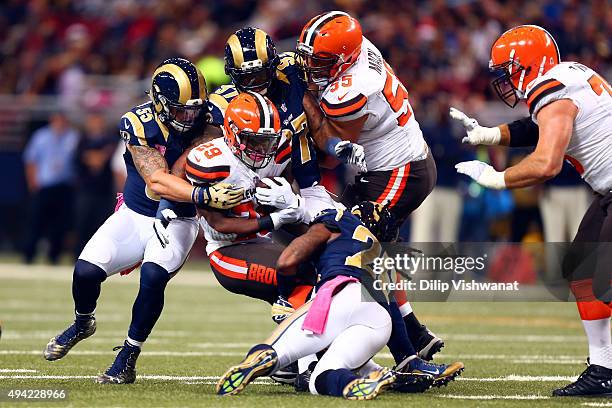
[223,92,282,169]
[296,11,362,87]
[490,25,561,107]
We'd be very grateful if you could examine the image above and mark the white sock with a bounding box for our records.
[75,309,95,318]
[298,354,318,374]
[355,359,383,377]
[126,337,143,349]
[583,318,612,369]
[399,302,413,317]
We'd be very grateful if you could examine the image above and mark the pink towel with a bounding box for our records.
[115,192,124,212]
[302,275,358,335]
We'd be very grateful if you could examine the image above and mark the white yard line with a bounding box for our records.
[439,333,584,343]
[582,403,612,407]
[458,375,576,382]
[0,373,575,383]
[0,349,587,365]
[438,394,550,400]
[0,369,37,373]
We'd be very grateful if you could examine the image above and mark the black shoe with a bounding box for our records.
[413,326,444,361]
[553,362,612,397]
[270,362,297,385]
[295,369,311,392]
[391,371,434,393]
[96,341,141,384]
[396,355,464,388]
[44,318,96,361]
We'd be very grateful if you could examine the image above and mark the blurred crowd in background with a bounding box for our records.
[0,0,610,263]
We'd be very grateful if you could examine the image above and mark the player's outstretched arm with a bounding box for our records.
[455,100,576,190]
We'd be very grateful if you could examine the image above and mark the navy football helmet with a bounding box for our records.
[150,57,207,134]
[351,201,398,242]
[224,27,279,94]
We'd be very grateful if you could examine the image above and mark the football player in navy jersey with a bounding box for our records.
[43,58,241,384]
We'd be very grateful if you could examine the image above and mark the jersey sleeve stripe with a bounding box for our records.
[209,93,230,111]
[275,142,291,164]
[122,112,147,145]
[526,79,565,110]
[185,162,230,182]
[321,94,367,118]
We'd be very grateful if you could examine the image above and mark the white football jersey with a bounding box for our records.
[319,37,427,171]
[186,137,289,254]
[526,62,612,194]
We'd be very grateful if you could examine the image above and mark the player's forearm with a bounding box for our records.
[202,209,265,235]
[303,91,329,149]
[503,153,562,188]
[148,170,195,202]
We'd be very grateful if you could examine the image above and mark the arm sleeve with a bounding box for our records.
[507,117,540,147]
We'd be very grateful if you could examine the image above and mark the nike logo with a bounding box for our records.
[419,368,440,375]
[338,93,350,102]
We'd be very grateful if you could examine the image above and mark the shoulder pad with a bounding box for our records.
[208,85,239,126]
[185,141,232,185]
[120,108,152,146]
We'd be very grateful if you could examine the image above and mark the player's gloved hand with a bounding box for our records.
[154,199,177,248]
[334,140,367,172]
[449,107,501,145]
[270,196,305,229]
[455,160,506,190]
[191,182,244,209]
[255,177,298,210]
[271,295,295,324]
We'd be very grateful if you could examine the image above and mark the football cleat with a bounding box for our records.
[294,368,311,392]
[95,341,140,384]
[391,371,434,393]
[216,345,278,396]
[270,361,297,385]
[413,326,444,361]
[343,367,396,400]
[395,355,464,387]
[553,362,612,397]
[44,318,96,361]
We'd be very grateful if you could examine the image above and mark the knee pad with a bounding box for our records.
[140,262,171,289]
[74,259,107,284]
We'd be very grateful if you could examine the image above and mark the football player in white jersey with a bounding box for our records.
[451,25,612,397]
[296,10,442,364]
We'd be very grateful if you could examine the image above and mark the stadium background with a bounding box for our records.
[1,0,611,265]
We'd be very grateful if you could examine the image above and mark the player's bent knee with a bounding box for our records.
[140,262,171,289]
[73,260,107,284]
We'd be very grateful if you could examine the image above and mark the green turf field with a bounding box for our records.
[0,262,608,407]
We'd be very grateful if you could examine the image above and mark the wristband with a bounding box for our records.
[258,215,275,232]
[192,186,210,206]
[481,168,507,190]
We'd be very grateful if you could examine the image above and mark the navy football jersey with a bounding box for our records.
[207,52,311,170]
[119,101,197,217]
[312,208,387,303]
